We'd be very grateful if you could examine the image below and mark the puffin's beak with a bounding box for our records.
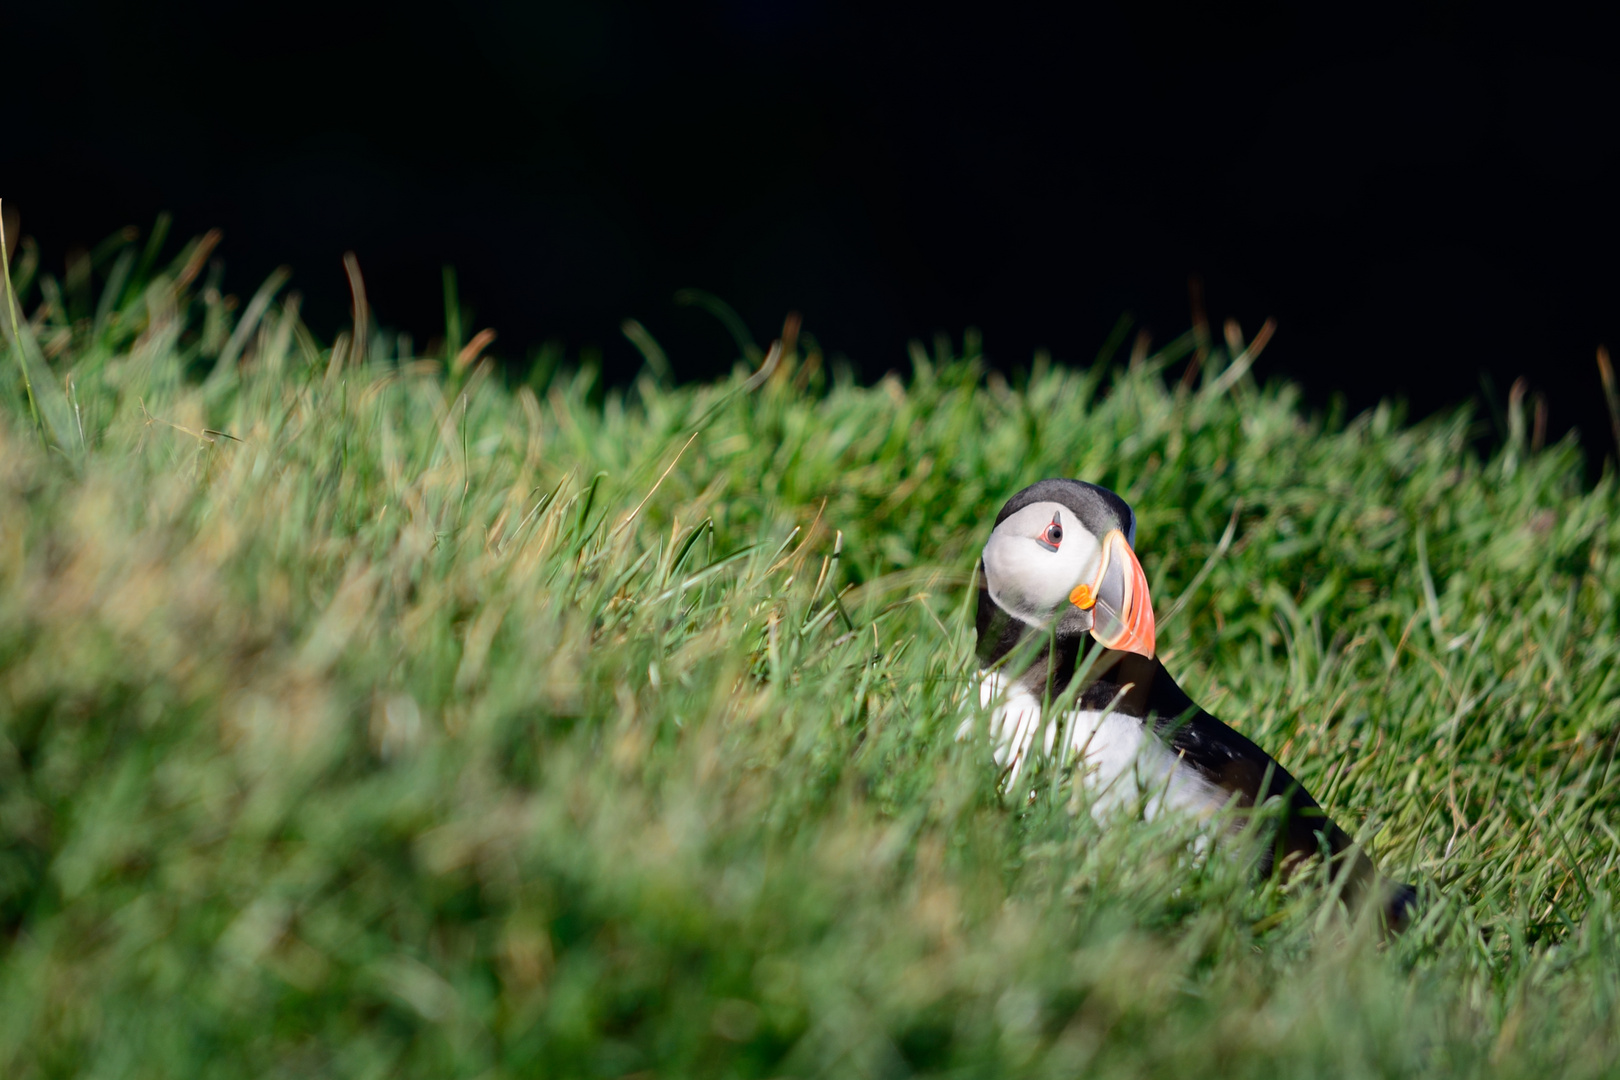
[1069,529,1157,658]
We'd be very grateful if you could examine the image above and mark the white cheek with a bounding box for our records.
[982,504,1101,625]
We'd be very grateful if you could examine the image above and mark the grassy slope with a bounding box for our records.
[2,233,1620,1078]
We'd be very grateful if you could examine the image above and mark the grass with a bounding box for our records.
[2,222,1620,1078]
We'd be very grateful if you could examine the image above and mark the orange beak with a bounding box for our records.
[1069,529,1157,658]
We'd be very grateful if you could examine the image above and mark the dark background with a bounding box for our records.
[5,1,1618,463]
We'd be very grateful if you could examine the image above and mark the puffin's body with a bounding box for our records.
[964,479,1416,929]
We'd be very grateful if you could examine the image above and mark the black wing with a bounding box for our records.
[1103,655,1412,922]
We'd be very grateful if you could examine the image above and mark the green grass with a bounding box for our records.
[3,224,1620,1078]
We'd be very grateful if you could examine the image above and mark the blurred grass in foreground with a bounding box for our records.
[3,225,1620,1078]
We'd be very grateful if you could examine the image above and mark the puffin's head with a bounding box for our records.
[980,478,1157,658]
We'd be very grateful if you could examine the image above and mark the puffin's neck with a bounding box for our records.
[975,582,1170,714]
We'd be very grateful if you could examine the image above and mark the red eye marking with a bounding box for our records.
[1036,513,1063,552]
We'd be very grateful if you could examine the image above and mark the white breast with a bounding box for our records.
[956,670,1227,822]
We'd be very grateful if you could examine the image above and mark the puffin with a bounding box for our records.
[962,478,1417,930]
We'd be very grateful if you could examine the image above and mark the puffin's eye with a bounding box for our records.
[1036,514,1063,552]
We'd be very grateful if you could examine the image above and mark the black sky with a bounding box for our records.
[5,1,1618,461]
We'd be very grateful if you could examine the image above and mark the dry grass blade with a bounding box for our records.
[454,327,497,373]
[1598,345,1620,463]
[344,251,369,366]
[1206,317,1277,398]
[611,429,701,540]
